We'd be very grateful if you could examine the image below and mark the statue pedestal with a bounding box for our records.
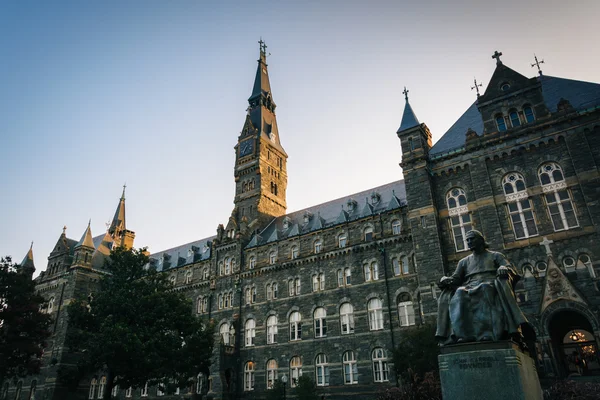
[438,341,542,400]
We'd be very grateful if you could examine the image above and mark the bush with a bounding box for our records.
[544,379,600,400]
[376,370,441,400]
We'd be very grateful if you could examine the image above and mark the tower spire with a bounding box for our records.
[19,241,35,274]
[109,186,126,238]
[397,86,420,133]
[75,220,95,249]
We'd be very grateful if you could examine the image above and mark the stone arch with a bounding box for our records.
[540,301,600,337]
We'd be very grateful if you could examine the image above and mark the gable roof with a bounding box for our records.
[429,75,600,157]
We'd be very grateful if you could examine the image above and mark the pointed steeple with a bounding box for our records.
[75,220,95,249]
[397,87,420,133]
[109,184,126,239]
[19,242,35,274]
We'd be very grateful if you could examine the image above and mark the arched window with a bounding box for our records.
[290,246,299,260]
[97,376,106,399]
[289,311,302,341]
[197,297,203,314]
[289,356,302,387]
[220,323,230,345]
[314,240,323,254]
[89,379,97,399]
[185,270,193,284]
[28,380,36,400]
[372,348,389,382]
[523,106,535,123]
[338,234,347,248]
[397,293,416,327]
[368,298,384,331]
[47,297,55,314]
[196,373,205,394]
[14,382,22,400]
[314,308,327,338]
[509,109,521,127]
[218,261,224,276]
[392,258,400,276]
[269,251,278,265]
[579,254,596,278]
[315,354,329,386]
[248,256,256,269]
[218,294,224,309]
[538,163,578,231]
[343,351,358,384]
[522,263,535,278]
[340,303,354,334]
[364,226,374,242]
[364,261,379,282]
[391,219,402,235]
[169,275,177,286]
[125,387,132,398]
[202,267,209,279]
[267,315,278,344]
[266,359,278,389]
[502,172,538,239]
[563,256,576,272]
[496,114,507,132]
[245,319,256,347]
[245,288,252,305]
[447,188,472,251]
[288,278,300,296]
[244,362,255,391]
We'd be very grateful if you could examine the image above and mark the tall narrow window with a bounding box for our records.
[392,219,402,235]
[248,256,256,269]
[203,267,209,279]
[267,315,278,344]
[502,172,538,239]
[343,351,358,385]
[337,269,344,287]
[290,357,302,387]
[372,348,389,382]
[245,319,256,347]
[125,387,132,398]
[315,354,330,386]
[344,268,351,285]
[509,110,521,127]
[291,246,299,260]
[397,293,416,327]
[89,379,97,399]
[97,376,106,399]
[272,283,278,299]
[29,380,37,400]
[312,273,325,292]
[338,234,347,248]
[364,227,374,242]
[269,251,278,265]
[266,283,273,300]
[523,106,535,123]
[314,240,323,254]
[289,311,302,341]
[392,258,401,276]
[402,255,410,274]
[539,163,578,231]
[340,303,355,334]
[244,362,255,391]
[314,307,327,338]
[185,270,193,284]
[141,382,148,397]
[220,323,230,345]
[368,298,384,331]
[496,115,507,132]
[266,359,278,389]
[364,261,379,281]
[447,188,472,251]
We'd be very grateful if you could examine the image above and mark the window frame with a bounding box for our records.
[244,362,255,391]
[313,307,327,338]
[343,351,358,385]
[315,354,330,386]
[368,298,384,331]
[340,303,355,335]
[267,315,278,344]
[372,348,389,382]
[245,319,256,347]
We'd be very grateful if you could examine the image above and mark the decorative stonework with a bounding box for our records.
[540,257,586,313]
[505,191,528,203]
[542,181,567,193]
[449,205,469,216]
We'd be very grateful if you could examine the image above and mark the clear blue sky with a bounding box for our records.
[2,0,598,274]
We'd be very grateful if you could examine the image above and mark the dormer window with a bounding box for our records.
[509,110,521,127]
[283,217,291,230]
[523,106,535,123]
[347,199,357,212]
[501,82,511,91]
[496,115,507,132]
[303,212,313,224]
[370,191,381,205]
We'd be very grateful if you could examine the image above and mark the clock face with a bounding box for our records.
[239,140,254,157]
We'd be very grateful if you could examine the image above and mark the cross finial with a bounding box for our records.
[402,86,409,102]
[62,225,67,235]
[531,54,544,76]
[540,237,554,257]
[471,77,483,97]
[121,182,126,200]
[492,50,503,65]
[258,38,267,56]
[30,241,34,250]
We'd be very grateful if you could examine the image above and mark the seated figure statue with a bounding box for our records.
[436,230,534,345]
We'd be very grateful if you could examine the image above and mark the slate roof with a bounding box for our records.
[247,179,407,248]
[147,236,215,272]
[397,101,420,132]
[429,75,600,157]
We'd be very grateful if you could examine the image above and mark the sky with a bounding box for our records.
[1,0,599,275]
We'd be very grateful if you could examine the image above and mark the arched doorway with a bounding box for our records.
[548,310,600,376]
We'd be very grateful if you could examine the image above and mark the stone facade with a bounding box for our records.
[6,49,600,400]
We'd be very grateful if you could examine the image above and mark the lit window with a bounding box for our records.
[125,387,132,398]
[248,256,256,269]
[220,323,231,345]
[267,315,278,344]
[509,110,521,127]
[496,115,507,132]
[340,303,355,334]
[314,307,327,338]
[269,251,278,265]
[503,172,538,239]
[364,227,374,242]
[524,106,535,123]
[315,354,330,386]
[289,311,302,341]
[368,298,384,331]
[539,163,578,231]
[96,377,106,399]
[245,319,256,347]
[141,382,148,397]
[397,293,416,327]
[343,351,358,384]
[244,362,255,391]
[391,220,402,235]
[289,356,302,387]
[266,359,278,390]
[196,373,205,395]
[372,348,389,382]
[89,379,97,400]
[338,234,347,248]
[447,188,472,252]
[364,261,379,282]
[314,240,323,254]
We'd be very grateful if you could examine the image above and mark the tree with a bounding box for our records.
[265,379,284,400]
[0,256,51,386]
[392,323,440,382]
[65,247,214,399]
[293,375,320,400]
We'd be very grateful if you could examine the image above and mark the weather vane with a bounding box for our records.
[402,86,409,102]
[471,77,482,97]
[531,54,544,76]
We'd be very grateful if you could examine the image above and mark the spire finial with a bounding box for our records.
[402,86,409,102]
[121,183,126,200]
[471,77,482,97]
[63,225,67,235]
[531,54,544,76]
[492,50,503,65]
[30,241,34,250]
[88,219,91,227]
[258,38,268,58]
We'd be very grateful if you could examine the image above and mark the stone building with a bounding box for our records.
[5,46,600,400]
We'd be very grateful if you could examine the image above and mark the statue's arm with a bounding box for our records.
[495,252,517,279]
[439,259,465,289]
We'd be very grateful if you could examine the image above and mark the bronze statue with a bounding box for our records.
[436,230,534,345]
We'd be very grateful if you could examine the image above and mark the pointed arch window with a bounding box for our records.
[185,270,193,284]
[340,303,355,334]
[290,245,299,260]
[447,188,472,251]
[314,240,323,254]
[248,256,256,269]
[343,351,358,384]
[202,267,209,280]
[269,251,278,265]
[539,163,578,231]
[267,315,278,344]
[502,172,538,239]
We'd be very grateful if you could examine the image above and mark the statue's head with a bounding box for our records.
[466,230,488,250]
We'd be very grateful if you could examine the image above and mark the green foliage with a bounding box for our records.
[293,375,320,400]
[65,247,214,399]
[265,379,284,400]
[377,372,442,400]
[392,323,440,382]
[0,256,51,385]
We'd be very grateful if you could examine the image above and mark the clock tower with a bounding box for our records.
[233,40,288,230]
